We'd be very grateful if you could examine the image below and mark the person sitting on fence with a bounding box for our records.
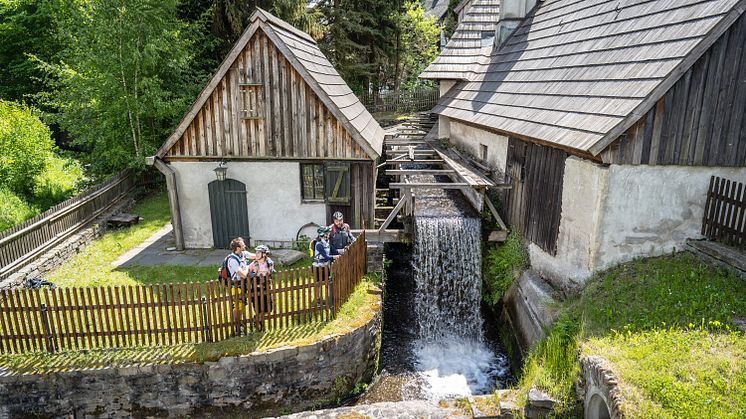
[328,211,355,255]
[247,244,275,330]
[312,226,339,307]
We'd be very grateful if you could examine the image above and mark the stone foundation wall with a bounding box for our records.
[0,198,134,291]
[0,309,382,418]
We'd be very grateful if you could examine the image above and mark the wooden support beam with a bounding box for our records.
[385,159,444,165]
[385,169,456,175]
[482,191,507,231]
[389,182,470,189]
[379,190,410,231]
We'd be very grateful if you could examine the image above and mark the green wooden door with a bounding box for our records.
[208,179,250,248]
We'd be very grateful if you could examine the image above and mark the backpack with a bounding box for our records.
[308,238,318,258]
[218,253,241,285]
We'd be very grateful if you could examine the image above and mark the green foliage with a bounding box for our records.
[0,187,37,232]
[30,154,84,210]
[395,1,440,90]
[440,0,461,41]
[37,0,197,175]
[482,231,527,305]
[519,253,746,418]
[0,100,55,196]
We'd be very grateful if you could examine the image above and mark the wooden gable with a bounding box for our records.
[165,29,370,161]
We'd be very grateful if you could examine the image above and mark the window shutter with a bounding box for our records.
[324,162,350,204]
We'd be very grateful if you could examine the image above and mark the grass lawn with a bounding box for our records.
[517,252,746,418]
[47,192,310,288]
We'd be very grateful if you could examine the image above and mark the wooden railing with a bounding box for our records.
[702,176,745,248]
[358,88,439,114]
[0,171,138,282]
[0,233,366,354]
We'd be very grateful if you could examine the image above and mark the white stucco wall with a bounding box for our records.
[170,161,326,248]
[449,120,509,175]
[594,165,746,271]
[528,157,608,290]
[528,160,746,290]
[438,80,456,139]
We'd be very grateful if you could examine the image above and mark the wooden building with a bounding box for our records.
[149,9,384,249]
[423,0,746,288]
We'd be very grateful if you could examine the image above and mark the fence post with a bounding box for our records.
[201,296,212,343]
[40,303,55,353]
[327,265,335,319]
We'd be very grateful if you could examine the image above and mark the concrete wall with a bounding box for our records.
[528,157,608,291]
[527,160,746,291]
[449,120,509,175]
[170,161,326,248]
[0,309,382,418]
[594,165,746,271]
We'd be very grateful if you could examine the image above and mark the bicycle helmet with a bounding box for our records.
[317,226,331,236]
[255,244,270,254]
[332,211,344,221]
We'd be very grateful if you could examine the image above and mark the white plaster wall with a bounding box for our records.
[528,157,608,289]
[170,161,326,248]
[594,165,746,271]
[438,80,456,139]
[449,120,509,174]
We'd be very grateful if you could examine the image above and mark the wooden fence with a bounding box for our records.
[358,88,439,114]
[702,176,745,248]
[0,171,141,282]
[0,232,366,354]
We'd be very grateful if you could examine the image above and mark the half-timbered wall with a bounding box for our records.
[601,12,746,167]
[167,30,369,160]
[503,138,567,255]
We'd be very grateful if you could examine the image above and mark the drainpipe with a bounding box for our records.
[146,156,185,250]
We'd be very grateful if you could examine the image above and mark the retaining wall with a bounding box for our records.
[0,308,382,418]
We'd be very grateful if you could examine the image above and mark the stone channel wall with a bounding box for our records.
[0,309,382,418]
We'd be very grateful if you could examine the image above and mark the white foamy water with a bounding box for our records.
[414,339,510,399]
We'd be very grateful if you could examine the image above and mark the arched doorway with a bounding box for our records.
[208,179,250,248]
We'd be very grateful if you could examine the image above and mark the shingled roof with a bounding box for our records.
[420,0,501,81]
[424,0,451,21]
[434,0,746,155]
[156,8,383,159]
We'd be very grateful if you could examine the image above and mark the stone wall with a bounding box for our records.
[0,198,134,291]
[0,309,382,419]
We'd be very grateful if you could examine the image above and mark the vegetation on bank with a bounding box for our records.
[0,100,84,231]
[482,231,528,305]
[515,253,746,418]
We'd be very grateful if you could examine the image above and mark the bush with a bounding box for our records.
[0,188,37,232]
[31,155,84,210]
[482,230,528,305]
[0,100,55,196]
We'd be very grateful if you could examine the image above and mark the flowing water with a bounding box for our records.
[359,178,512,403]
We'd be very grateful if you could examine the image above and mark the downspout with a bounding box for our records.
[146,156,185,250]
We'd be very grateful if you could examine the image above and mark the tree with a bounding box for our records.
[317,0,399,94]
[0,100,54,197]
[38,0,196,175]
[393,1,439,90]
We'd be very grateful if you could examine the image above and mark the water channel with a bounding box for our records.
[359,179,513,403]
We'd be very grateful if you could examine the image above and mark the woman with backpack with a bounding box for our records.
[248,244,275,331]
[312,226,339,307]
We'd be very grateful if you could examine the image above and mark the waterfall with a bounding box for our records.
[413,216,483,341]
[408,179,510,398]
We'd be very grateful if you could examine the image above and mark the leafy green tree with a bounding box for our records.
[440,0,461,41]
[394,1,439,90]
[0,100,54,197]
[317,0,399,93]
[39,0,196,175]
[0,0,68,104]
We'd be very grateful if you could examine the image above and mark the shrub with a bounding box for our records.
[31,155,84,210]
[0,187,37,232]
[0,100,54,196]
[482,230,528,305]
